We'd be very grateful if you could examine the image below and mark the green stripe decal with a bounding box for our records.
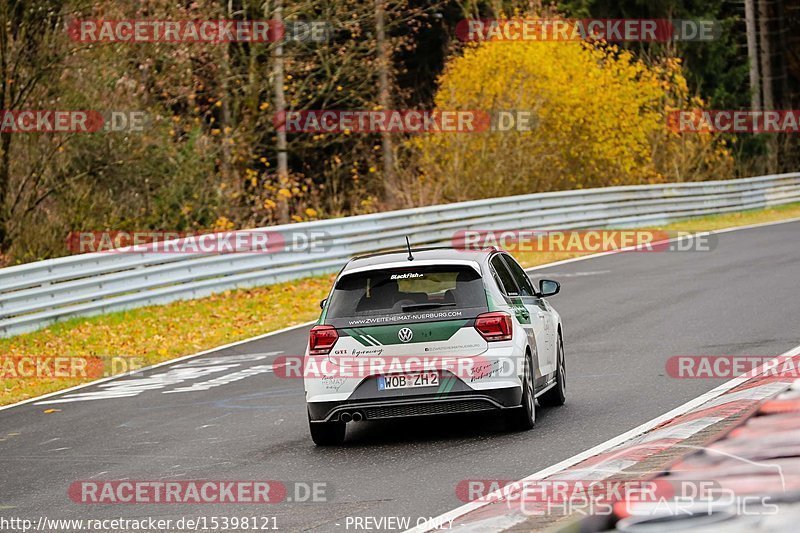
[511,297,531,324]
[345,328,378,346]
[486,289,500,312]
[343,320,469,346]
[435,375,457,397]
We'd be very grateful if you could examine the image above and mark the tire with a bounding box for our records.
[506,352,535,431]
[308,411,345,446]
[538,333,566,407]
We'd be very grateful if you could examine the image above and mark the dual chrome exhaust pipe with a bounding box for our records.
[339,411,363,423]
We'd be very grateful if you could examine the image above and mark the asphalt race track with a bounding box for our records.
[1,220,799,532]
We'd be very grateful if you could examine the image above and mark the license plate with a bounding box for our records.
[378,372,439,391]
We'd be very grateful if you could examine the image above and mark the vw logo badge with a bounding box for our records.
[397,327,413,343]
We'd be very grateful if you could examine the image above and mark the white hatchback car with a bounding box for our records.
[304,247,565,445]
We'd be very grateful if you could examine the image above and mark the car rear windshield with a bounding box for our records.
[325,264,488,325]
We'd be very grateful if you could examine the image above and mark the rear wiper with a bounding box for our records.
[401,302,457,312]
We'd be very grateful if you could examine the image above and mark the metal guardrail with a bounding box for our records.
[1,172,799,337]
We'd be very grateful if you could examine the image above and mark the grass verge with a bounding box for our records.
[2,201,800,406]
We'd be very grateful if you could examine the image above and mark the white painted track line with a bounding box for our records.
[407,345,800,532]
[0,321,315,412]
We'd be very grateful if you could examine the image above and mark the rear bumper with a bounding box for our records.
[307,386,521,422]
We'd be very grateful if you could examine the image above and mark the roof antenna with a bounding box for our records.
[405,236,414,261]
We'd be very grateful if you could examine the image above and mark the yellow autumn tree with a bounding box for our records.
[408,38,732,204]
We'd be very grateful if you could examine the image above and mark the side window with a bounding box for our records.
[490,255,519,296]
[502,255,536,297]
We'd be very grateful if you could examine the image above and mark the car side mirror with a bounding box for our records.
[320,298,328,310]
[539,279,560,297]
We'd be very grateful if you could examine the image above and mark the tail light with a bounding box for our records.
[309,325,338,355]
[475,312,513,341]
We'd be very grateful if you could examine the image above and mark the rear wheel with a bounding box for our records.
[506,353,535,431]
[538,334,566,407]
[308,411,345,446]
